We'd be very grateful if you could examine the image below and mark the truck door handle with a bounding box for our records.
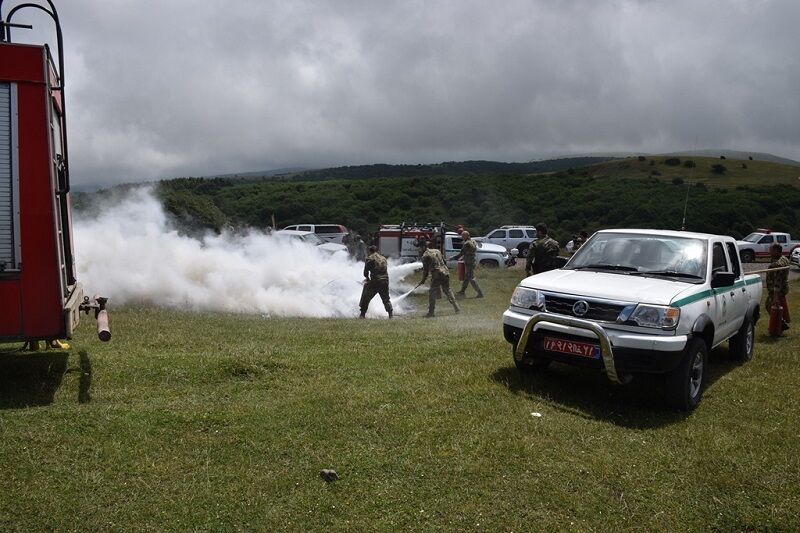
[741,287,746,293]
[730,291,735,296]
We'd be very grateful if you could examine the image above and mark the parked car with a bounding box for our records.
[503,229,762,411]
[273,230,348,254]
[282,224,349,244]
[791,246,800,268]
[474,226,538,257]
[736,229,800,262]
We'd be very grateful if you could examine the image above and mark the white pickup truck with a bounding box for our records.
[737,230,800,262]
[503,229,762,410]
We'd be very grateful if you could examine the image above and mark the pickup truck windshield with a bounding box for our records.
[566,233,707,279]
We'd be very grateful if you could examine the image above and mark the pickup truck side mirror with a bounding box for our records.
[710,271,736,288]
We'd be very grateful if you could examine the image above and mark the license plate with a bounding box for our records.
[543,336,600,359]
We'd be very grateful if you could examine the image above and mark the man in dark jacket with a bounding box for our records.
[525,223,561,275]
[452,230,483,298]
[359,246,393,318]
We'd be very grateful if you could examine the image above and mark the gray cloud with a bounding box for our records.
[6,0,799,187]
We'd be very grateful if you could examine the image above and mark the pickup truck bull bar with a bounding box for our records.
[513,313,630,385]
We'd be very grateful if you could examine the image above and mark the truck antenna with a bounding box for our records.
[680,138,699,231]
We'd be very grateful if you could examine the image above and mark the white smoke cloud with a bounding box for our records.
[73,187,421,317]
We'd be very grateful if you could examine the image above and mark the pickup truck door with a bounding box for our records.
[724,241,747,333]
[445,236,462,267]
[487,229,507,248]
[776,233,789,254]
[709,242,734,343]
[757,234,774,258]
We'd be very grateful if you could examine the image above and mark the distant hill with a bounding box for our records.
[563,150,800,167]
[663,149,800,167]
[74,155,800,243]
[262,157,616,181]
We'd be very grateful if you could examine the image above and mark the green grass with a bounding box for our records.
[1,270,799,531]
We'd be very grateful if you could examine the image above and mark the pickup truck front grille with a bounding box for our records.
[544,294,626,322]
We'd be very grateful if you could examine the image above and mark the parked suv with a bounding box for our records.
[282,224,349,244]
[474,226,537,256]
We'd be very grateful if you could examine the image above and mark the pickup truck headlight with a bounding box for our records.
[510,286,545,310]
[629,305,680,329]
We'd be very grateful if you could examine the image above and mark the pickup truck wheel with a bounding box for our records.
[512,344,551,373]
[517,244,529,258]
[740,250,755,263]
[480,259,500,268]
[729,317,754,362]
[665,337,707,411]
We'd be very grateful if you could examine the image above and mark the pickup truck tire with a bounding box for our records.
[665,337,707,411]
[517,243,529,258]
[740,250,755,263]
[729,317,755,362]
[513,344,551,373]
[479,259,500,268]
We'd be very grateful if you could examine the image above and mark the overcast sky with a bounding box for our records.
[6,0,800,187]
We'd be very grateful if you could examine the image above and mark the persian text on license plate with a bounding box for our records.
[543,336,600,359]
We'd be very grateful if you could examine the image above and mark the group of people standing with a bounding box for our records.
[359,229,486,318]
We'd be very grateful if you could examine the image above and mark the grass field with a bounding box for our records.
[1,270,799,531]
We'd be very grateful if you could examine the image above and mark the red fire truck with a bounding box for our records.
[0,1,109,345]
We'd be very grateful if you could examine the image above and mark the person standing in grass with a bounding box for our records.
[451,230,483,299]
[525,223,561,275]
[420,240,460,318]
[766,243,791,332]
[359,246,393,319]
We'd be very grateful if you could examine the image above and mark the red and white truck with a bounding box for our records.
[736,229,800,262]
[376,223,512,268]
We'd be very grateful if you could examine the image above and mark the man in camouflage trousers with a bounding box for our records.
[525,223,561,275]
[420,240,460,317]
[452,230,483,299]
[359,245,393,318]
[766,243,791,332]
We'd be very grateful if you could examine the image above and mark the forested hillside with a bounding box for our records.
[76,155,800,244]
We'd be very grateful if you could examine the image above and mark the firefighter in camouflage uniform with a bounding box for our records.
[359,246,393,318]
[766,243,791,333]
[525,223,561,275]
[420,241,460,317]
[452,231,483,299]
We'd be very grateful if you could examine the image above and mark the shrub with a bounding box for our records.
[664,158,681,166]
[720,155,727,159]
[711,164,727,174]
[742,163,748,169]
[650,170,662,176]
[683,160,696,168]
[650,160,656,166]
[637,156,647,162]
[672,177,684,185]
